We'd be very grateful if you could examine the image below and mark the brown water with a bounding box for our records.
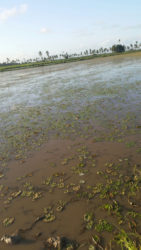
[0,53,141,249]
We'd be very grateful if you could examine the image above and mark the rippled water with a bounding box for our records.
[0,56,141,111]
[0,54,141,250]
[0,55,141,161]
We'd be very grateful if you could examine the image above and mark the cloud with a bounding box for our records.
[40,27,50,33]
[0,4,28,21]
[19,4,28,13]
[124,24,141,30]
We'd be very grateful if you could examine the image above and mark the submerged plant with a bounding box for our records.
[84,212,94,230]
[3,217,15,227]
[95,219,113,232]
[102,200,122,218]
[56,200,67,212]
[43,207,56,223]
[115,230,138,250]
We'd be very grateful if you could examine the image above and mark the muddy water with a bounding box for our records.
[0,53,141,249]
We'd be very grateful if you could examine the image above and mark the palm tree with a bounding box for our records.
[46,51,50,59]
[85,50,88,55]
[136,41,138,48]
[99,47,104,54]
[109,47,112,52]
[104,48,107,53]
[134,41,138,49]
[6,58,10,64]
[89,49,92,55]
[38,51,42,60]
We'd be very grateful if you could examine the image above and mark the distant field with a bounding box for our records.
[0,50,141,72]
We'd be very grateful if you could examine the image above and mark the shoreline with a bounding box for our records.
[0,49,141,73]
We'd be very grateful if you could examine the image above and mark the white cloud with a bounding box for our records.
[19,4,28,14]
[40,27,50,33]
[0,4,28,21]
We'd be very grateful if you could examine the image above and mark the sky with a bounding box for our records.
[0,0,141,61]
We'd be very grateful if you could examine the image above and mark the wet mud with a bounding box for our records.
[0,53,141,249]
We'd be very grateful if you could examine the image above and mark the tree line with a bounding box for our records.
[0,40,141,66]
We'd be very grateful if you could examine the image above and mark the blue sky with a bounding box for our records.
[0,0,141,61]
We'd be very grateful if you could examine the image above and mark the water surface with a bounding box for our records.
[0,54,141,249]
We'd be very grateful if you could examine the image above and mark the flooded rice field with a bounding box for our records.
[0,53,141,249]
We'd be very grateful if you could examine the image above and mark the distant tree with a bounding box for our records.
[46,51,50,59]
[112,44,125,53]
[6,58,10,64]
[65,53,69,59]
[99,47,104,54]
[84,50,88,55]
[92,49,96,54]
[62,53,68,59]
[134,41,138,49]
[38,51,42,60]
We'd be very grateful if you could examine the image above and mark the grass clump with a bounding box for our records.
[115,230,139,250]
[95,219,113,232]
[84,212,94,230]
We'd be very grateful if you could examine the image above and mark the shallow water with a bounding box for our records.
[0,54,141,249]
[1,55,141,112]
[0,54,141,162]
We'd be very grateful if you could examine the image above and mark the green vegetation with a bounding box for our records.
[2,217,15,227]
[112,44,125,53]
[0,46,141,72]
[95,219,113,232]
[115,230,139,250]
[84,212,94,230]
